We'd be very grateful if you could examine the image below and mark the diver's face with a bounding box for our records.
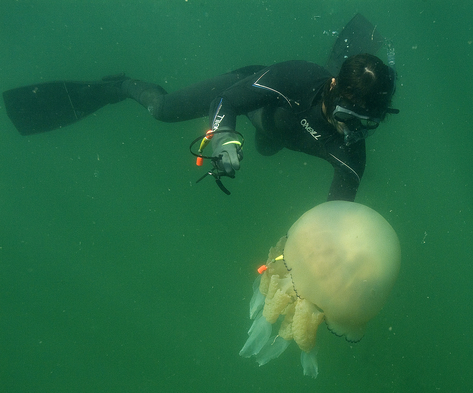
[331,116,348,135]
[323,79,382,145]
[322,104,347,135]
[333,104,380,145]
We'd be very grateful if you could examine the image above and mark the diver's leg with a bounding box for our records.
[121,80,169,119]
[122,65,266,123]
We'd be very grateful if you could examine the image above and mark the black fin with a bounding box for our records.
[3,78,127,135]
[326,13,384,76]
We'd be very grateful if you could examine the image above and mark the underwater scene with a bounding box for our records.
[1,1,472,392]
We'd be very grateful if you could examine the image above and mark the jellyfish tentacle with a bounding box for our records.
[256,335,291,366]
[292,298,325,352]
[278,302,296,340]
[300,347,319,379]
[239,312,272,358]
[249,276,265,319]
[263,276,293,324]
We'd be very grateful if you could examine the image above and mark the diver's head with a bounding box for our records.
[323,53,398,145]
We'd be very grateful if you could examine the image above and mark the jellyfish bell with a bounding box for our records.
[240,201,401,378]
[285,200,401,342]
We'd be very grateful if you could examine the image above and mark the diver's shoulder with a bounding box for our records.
[270,60,329,75]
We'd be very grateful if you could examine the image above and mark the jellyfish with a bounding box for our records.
[240,201,401,378]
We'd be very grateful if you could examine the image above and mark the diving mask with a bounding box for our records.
[332,102,381,146]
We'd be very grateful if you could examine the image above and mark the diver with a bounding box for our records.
[3,14,399,201]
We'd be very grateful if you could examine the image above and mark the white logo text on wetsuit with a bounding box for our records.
[300,118,320,140]
[212,114,225,132]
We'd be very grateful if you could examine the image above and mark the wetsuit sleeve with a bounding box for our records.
[326,141,366,201]
[208,68,276,132]
[328,166,361,201]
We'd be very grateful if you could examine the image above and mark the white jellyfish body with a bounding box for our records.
[240,201,401,378]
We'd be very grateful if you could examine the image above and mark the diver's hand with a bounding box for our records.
[212,141,243,177]
[211,130,243,177]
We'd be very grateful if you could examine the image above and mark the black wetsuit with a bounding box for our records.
[125,60,365,201]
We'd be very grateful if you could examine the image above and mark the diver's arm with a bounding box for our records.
[326,142,366,202]
[207,69,276,177]
[208,96,242,176]
[208,62,300,176]
[327,166,361,201]
[208,61,330,176]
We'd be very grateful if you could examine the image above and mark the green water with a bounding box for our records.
[1,1,472,392]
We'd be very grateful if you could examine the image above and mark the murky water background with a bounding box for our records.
[1,1,472,391]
